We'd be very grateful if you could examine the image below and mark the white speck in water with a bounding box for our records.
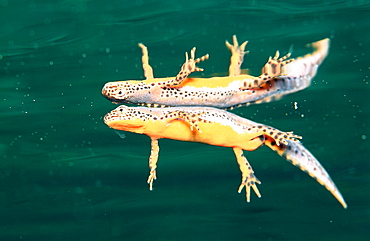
[361,135,366,140]
[293,101,298,109]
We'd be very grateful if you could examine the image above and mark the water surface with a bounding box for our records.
[1,1,369,240]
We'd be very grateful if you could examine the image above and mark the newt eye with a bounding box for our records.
[118,91,122,94]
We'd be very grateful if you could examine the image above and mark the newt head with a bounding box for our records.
[102,81,136,103]
[104,105,146,133]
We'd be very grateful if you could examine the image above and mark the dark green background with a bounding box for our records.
[1,0,369,240]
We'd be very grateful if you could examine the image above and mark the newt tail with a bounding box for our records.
[264,136,347,208]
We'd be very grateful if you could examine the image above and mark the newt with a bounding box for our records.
[102,36,330,109]
[104,105,347,208]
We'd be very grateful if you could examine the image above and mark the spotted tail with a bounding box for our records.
[264,136,347,208]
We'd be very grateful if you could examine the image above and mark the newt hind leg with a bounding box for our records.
[226,35,249,77]
[233,147,261,202]
[261,50,294,77]
[247,125,302,146]
[239,50,295,90]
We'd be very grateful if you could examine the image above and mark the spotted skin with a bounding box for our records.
[104,105,346,208]
[264,136,347,208]
[102,36,330,109]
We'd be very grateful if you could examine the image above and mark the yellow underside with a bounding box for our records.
[107,118,263,151]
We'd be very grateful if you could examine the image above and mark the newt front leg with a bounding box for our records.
[138,43,154,79]
[147,137,159,190]
[158,48,209,87]
[138,43,208,86]
[146,110,208,190]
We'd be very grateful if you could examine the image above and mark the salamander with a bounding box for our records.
[104,105,347,208]
[102,36,330,109]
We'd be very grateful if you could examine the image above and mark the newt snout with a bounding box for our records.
[102,82,130,102]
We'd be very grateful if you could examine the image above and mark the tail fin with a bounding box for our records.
[264,136,347,208]
[280,38,330,78]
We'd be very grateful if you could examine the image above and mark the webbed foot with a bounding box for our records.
[238,172,262,202]
[180,47,209,74]
[147,170,157,191]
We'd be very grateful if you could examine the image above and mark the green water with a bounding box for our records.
[1,1,369,240]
